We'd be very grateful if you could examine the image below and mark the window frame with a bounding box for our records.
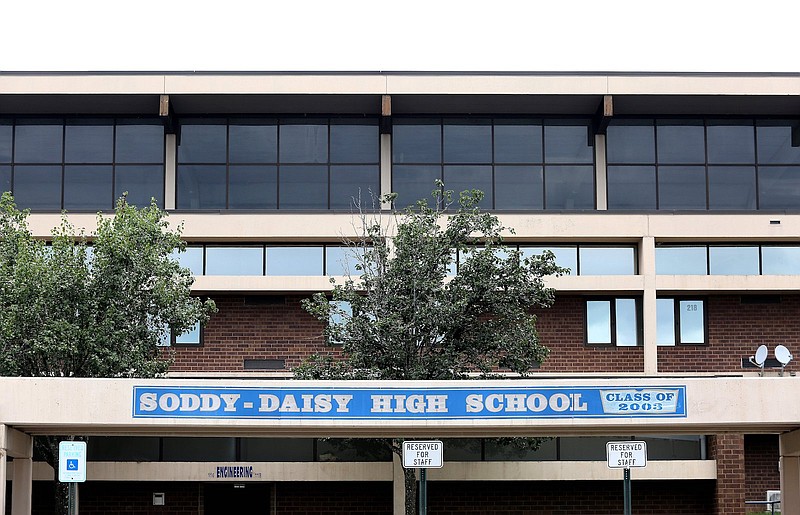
[175,116,380,211]
[391,116,596,211]
[656,297,708,346]
[2,116,166,212]
[584,297,642,347]
[605,117,800,212]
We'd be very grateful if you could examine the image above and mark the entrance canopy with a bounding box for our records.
[1,376,800,437]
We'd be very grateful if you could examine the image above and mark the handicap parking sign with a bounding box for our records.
[58,441,87,482]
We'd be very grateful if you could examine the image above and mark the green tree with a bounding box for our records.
[0,193,216,514]
[297,189,563,515]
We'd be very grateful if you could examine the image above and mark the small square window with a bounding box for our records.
[328,301,352,345]
[656,298,706,345]
[175,322,202,345]
[585,298,640,346]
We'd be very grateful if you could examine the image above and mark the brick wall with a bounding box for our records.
[708,434,746,515]
[534,296,644,373]
[171,295,339,373]
[171,294,800,375]
[25,482,200,515]
[744,434,780,512]
[172,295,648,374]
[658,295,800,373]
[427,480,714,514]
[276,481,393,514]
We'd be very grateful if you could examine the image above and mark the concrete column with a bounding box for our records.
[594,134,607,211]
[781,457,800,515]
[392,451,404,515]
[165,133,177,210]
[1,426,34,515]
[11,434,33,515]
[780,430,800,515]
[640,236,658,374]
[0,425,7,515]
[380,133,392,210]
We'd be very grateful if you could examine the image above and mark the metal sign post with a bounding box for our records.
[606,441,647,515]
[59,441,87,515]
[402,441,444,515]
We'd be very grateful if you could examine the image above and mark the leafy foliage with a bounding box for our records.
[297,189,563,381]
[297,188,563,515]
[0,193,216,378]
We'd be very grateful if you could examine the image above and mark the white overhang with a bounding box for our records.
[1,376,799,437]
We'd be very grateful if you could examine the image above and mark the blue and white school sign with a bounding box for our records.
[132,385,686,420]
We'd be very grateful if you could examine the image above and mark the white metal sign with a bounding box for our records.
[606,441,647,469]
[403,440,443,468]
[58,441,87,482]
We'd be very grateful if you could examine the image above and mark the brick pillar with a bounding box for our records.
[709,434,746,515]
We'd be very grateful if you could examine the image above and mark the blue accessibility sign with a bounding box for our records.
[66,459,79,470]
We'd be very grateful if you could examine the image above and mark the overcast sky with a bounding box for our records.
[1,0,797,73]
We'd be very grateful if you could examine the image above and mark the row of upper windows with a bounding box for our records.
[1,117,798,212]
[173,243,800,277]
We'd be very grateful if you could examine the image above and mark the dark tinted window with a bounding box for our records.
[544,125,593,163]
[545,165,594,209]
[229,165,277,209]
[757,123,800,165]
[607,166,656,210]
[393,118,593,211]
[64,165,112,211]
[443,165,492,208]
[758,166,800,209]
[178,124,226,163]
[657,121,705,164]
[330,165,379,209]
[393,165,441,208]
[707,123,754,164]
[0,166,11,194]
[393,122,441,163]
[65,122,113,163]
[14,122,62,163]
[178,118,377,210]
[708,166,756,210]
[443,120,492,163]
[330,123,378,163]
[229,123,277,163]
[13,165,62,210]
[606,122,655,163]
[280,123,328,163]
[3,119,163,211]
[658,166,706,210]
[115,165,164,208]
[115,123,164,163]
[494,165,543,210]
[0,123,11,163]
[493,123,542,163]
[177,165,227,209]
[279,165,327,209]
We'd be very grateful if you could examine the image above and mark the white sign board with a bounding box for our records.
[403,440,443,468]
[606,441,647,469]
[58,441,87,482]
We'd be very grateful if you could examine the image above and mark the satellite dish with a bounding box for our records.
[775,345,793,366]
[754,345,768,366]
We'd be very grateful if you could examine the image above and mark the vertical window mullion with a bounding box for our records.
[225,121,230,209]
[703,120,710,210]
[60,119,66,210]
